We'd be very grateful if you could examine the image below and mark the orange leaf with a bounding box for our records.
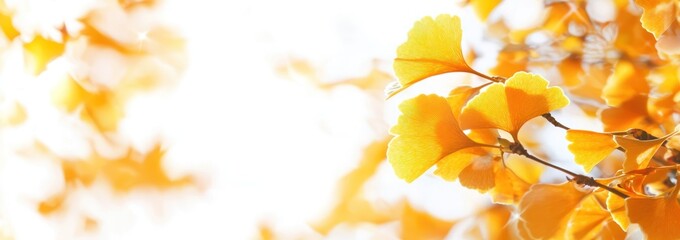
[615,130,678,172]
[566,130,618,172]
[458,156,496,192]
[606,191,629,231]
[567,193,626,240]
[518,182,590,239]
[634,0,676,39]
[626,176,680,239]
[391,15,473,97]
[459,72,569,137]
[388,94,479,182]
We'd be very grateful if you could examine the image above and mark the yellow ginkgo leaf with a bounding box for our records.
[566,130,618,172]
[459,72,569,137]
[391,15,474,97]
[616,130,678,172]
[634,0,676,39]
[458,156,496,192]
[626,176,680,240]
[434,147,484,182]
[606,191,629,231]
[490,154,543,205]
[518,182,590,239]
[388,94,479,182]
[600,95,663,136]
[434,129,497,183]
[567,193,626,240]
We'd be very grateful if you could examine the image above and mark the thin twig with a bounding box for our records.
[508,141,629,199]
[541,113,570,130]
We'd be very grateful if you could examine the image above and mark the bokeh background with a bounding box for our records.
[0,0,621,239]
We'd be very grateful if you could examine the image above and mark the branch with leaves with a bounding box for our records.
[386,2,680,238]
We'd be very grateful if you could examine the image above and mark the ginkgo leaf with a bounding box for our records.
[566,130,618,172]
[613,4,659,58]
[626,176,680,240]
[391,15,474,97]
[600,95,664,136]
[567,193,626,240]
[388,94,479,182]
[606,191,629,231]
[434,129,497,182]
[446,85,484,120]
[434,148,485,182]
[458,156,497,192]
[490,47,528,78]
[616,130,678,172]
[634,0,676,39]
[518,182,590,239]
[459,72,569,137]
[490,154,543,205]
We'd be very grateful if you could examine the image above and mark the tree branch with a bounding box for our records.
[507,141,629,199]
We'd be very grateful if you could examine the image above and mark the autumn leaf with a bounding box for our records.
[459,72,569,137]
[490,155,542,205]
[391,14,474,97]
[626,174,680,240]
[567,192,626,240]
[388,94,479,182]
[634,0,677,39]
[601,95,663,135]
[566,130,618,172]
[616,130,678,172]
[518,182,590,239]
[606,191,629,231]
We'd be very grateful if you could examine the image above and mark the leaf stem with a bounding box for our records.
[469,69,505,83]
[541,113,570,130]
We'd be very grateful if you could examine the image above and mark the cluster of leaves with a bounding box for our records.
[0,0,192,234]
[386,1,680,239]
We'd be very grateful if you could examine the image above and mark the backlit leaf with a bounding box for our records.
[626,175,680,240]
[392,15,473,97]
[459,72,569,137]
[634,0,676,39]
[388,94,478,182]
[518,182,590,239]
[616,130,678,172]
[566,130,618,172]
